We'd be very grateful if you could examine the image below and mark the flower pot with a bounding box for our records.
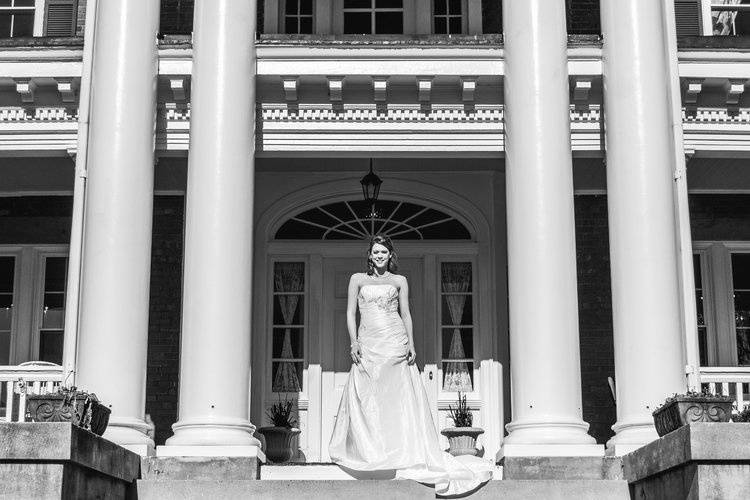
[440,427,484,456]
[257,426,301,463]
[652,395,734,437]
[25,393,111,436]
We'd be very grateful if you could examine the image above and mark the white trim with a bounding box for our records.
[33,0,45,37]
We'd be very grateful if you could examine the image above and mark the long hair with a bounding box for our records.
[366,235,398,275]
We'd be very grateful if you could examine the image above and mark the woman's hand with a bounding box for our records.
[407,344,416,365]
[350,341,362,365]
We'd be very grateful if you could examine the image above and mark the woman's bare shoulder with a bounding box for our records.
[349,272,366,283]
[393,274,408,284]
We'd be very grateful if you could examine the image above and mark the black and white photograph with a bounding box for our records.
[0,0,749,498]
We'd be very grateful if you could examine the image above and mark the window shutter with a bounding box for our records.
[674,0,701,37]
[44,0,78,37]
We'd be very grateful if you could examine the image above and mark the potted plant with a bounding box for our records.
[652,390,734,437]
[24,384,111,436]
[734,405,750,423]
[440,392,484,456]
[257,397,301,463]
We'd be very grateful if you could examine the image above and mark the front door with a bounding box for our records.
[318,256,425,461]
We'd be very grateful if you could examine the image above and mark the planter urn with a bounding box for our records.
[440,427,484,456]
[257,426,301,463]
[652,395,734,437]
[25,393,111,436]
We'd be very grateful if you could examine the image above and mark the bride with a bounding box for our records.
[328,235,493,495]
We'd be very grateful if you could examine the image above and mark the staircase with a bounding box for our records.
[136,458,631,499]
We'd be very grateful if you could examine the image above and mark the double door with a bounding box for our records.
[262,251,503,462]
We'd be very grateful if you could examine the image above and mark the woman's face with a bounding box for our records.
[370,243,391,270]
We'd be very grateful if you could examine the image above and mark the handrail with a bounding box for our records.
[700,366,750,412]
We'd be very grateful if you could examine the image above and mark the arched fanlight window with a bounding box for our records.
[275,199,472,240]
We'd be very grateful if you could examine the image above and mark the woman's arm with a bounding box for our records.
[347,274,361,364]
[398,276,417,365]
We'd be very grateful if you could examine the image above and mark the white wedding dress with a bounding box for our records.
[328,283,493,496]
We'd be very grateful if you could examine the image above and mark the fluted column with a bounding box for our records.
[162,0,261,455]
[76,0,160,456]
[501,0,600,457]
[601,0,686,455]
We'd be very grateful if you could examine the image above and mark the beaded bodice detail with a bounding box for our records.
[358,284,399,314]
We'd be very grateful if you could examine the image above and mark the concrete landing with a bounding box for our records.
[136,479,630,499]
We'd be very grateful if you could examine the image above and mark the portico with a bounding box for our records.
[1,0,727,467]
[61,0,691,461]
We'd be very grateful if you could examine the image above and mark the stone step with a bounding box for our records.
[141,456,260,481]
[501,456,624,480]
[260,462,506,480]
[136,479,631,500]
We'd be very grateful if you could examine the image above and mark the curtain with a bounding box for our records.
[713,0,742,35]
[442,263,473,392]
[273,262,304,392]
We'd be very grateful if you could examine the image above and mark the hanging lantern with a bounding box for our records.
[360,159,382,208]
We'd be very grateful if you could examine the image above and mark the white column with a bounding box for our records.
[75,0,159,455]
[501,0,600,457]
[601,0,687,455]
[162,0,261,455]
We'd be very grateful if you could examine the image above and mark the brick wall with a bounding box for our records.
[160,0,194,35]
[574,195,616,445]
[690,194,750,240]
[0,196,72,244]
[482,1,600,35]
[76,0,86,36]
[482,0,502,34]
[145,196,184,446]
[567,0,600,34]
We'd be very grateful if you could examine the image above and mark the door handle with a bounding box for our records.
[428,370,434,380]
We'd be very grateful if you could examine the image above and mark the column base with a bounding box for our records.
[605,418,659,456]
[165,416,261,448]
[504,418,598,446]
[103,416,155,456]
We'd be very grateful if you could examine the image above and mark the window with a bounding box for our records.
[433,0,462,34]
[37,256,67,365]
[275,199,472,240]
[0,256,15,365]
[271,261,306,392]
[0,0,34,38]
[343,0,403,34]
[693,243,750,367]
[731,253,750,365]
[285,0,314,34]
[440,261,474,392]
[710,0,750,36]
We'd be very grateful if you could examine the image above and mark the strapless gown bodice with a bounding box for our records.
[329,282,493,496]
